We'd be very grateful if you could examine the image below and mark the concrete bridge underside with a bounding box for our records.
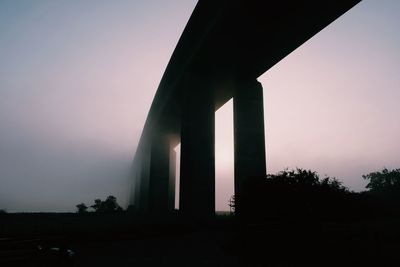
[131,0,361,218]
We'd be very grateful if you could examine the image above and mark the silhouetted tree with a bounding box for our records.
[91,199,103,212]
[90,196,122,213]
[0,209,7,214]
[234,168,351,221]
[362,168,400,217]
[363,168,400,193]
[103,195,123,212]
[76,203,88,213]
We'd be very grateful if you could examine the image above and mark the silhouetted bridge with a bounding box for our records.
[131,0,361,218]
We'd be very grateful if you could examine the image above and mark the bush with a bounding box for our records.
[233,168,351,221]
[362,168,400,216]
[363,168,400,194]
[90,195,123,213]
[76,203,88,213]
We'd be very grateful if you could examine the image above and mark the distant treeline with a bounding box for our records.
[76,195,128,214]
[232,167,400,221]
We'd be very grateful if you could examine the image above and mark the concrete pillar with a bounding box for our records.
[132,161,141,208]
[233,79,266,214]
[168,149,176,211]
[148,135,171,213]
[180,75,215,218]
[138,144,151,212]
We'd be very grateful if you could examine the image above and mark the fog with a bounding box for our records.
[0,0,197,211]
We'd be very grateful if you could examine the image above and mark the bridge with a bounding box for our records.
[130,0,361,218]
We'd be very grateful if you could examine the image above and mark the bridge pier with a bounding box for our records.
[136,78,266,217]
[138,145,151,212]
[168,148,176,211]
[148,134,173,213]
[179,76,215,218]
[233,79,266,215]
[132,160,141,209]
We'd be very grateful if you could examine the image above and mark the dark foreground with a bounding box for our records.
[1,213,400,266]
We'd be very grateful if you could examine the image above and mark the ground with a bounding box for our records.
[1,213,399,266]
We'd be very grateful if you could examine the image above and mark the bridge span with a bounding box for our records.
[131,0,361,218]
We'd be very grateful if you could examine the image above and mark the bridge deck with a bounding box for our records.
[138,0,360,149]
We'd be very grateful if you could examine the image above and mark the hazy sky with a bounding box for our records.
[0,0,399,212]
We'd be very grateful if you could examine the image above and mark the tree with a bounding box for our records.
[90,199,103,212]
[363,168,400,193]
[102,195,122,212]
[233,168,350,221]
[90,196,122,213]
[362,168,400,217]
[76,203,88,213]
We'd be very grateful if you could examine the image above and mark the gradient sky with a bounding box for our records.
[0,0,399,212]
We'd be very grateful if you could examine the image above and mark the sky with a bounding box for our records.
[0,0,399,212]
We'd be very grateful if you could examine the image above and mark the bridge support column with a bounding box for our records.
[132,160,141,208]
[180,76,215,218]
[138,145,151,212]
[168,149,176,211]
[148,135,173,213]
[233,79,266,215]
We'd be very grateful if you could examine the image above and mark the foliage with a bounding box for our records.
[265,168,348,192]
[234,168,351,221]
[91,199,103,212]
[0,209,7,214]
[363,168,400,193]
[90,195,123,213]
[76,203,88,213]
[361,168,400,216]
